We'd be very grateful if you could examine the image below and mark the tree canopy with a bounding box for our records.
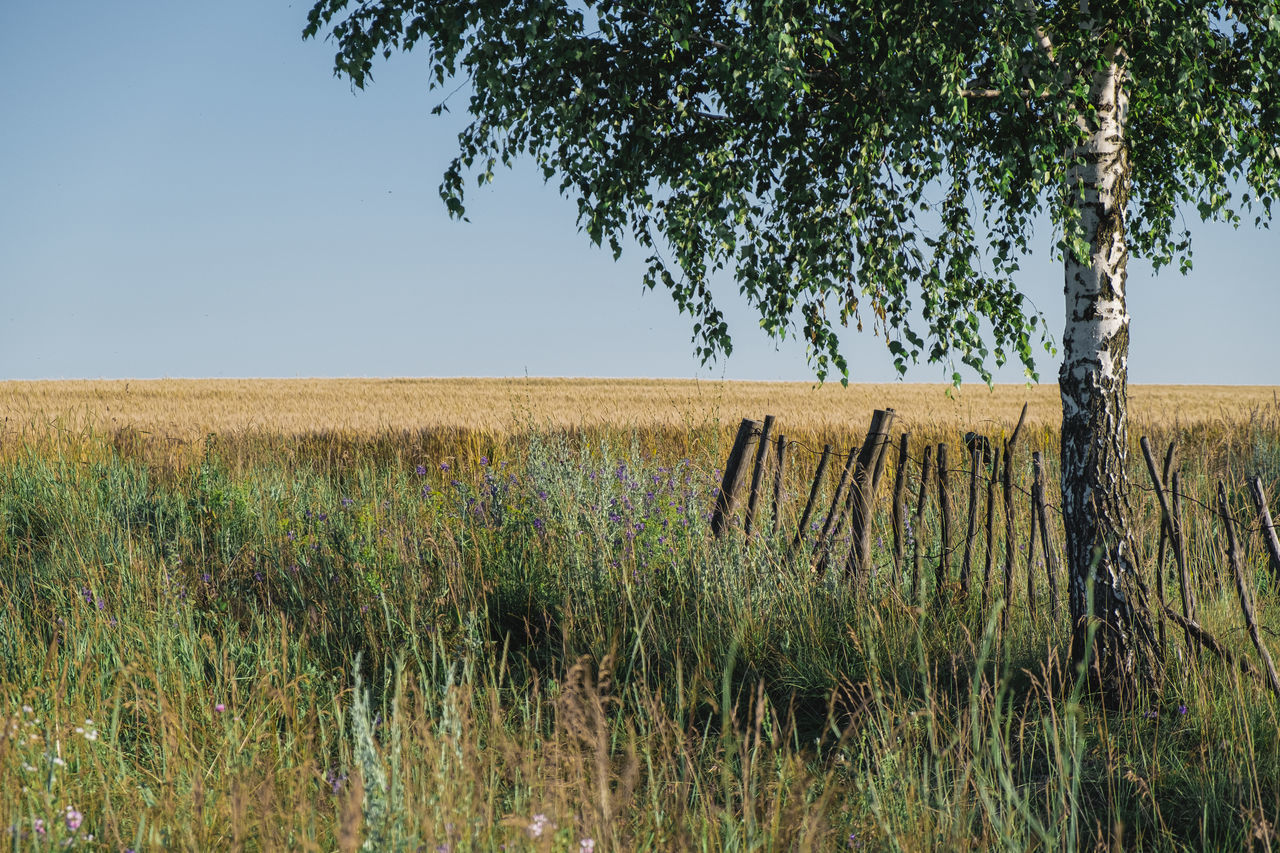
[305,0,1280,383]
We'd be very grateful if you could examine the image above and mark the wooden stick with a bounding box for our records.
[1032,452,1060,624]
[1000,411,1023,633]
[1220,481,1280,699]
[1249,476,1280,588]
[846,409,896,578]
[711,419,762,538]
[1171,471,1196,622]
[934,442,952,602]
[791,444,832,553]
[1164,607,1258,680]
[912,444,933,604]
[891,433,909,580]
[1141,436,1192,653]
[1024,453,1040,622]
[813,446,858,569]
[771,434,789,538]
[981,447,1000,619]
[1152,441,1176,652]
[961,442,980,595]
[744,414,776,540]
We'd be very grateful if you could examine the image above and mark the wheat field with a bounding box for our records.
[1,378,1274,443]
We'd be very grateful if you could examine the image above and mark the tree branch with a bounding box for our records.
[1016,0,1058,64]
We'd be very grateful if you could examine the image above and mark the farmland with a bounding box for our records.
[2,379,1279,850]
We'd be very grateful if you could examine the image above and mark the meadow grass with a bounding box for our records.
[1,391,1279,850]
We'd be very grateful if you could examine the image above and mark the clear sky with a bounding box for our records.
[1,1,1276,384]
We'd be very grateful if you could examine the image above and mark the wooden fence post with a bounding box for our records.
[744,415,776,540]
[792,444,833,554]
[912,444,933,604]
[1001,403,1027,633]
[771,434,789,537]
[1248,476,1280,588]
[934,443,952,602]
[1024,456,1040,622]
[1220,481,1280,698]
[961,443,981,595]
[892,433,910,580]
[1152,441,1177,652]
[1032,452,1060,624]
[981,446,1000,619]
[1171,471,1197,625]
[846,408,897,579]
[813,446,858,570]
[711,419,762,538]
[1141,436,1191,653]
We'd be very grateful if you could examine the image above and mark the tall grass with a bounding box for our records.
[2,412,1279,850]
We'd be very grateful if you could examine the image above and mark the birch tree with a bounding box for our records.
[304,0,1280,701]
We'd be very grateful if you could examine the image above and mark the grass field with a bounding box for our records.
[2,379,1279,850]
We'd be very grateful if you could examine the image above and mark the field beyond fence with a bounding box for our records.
[3,378,1280,850]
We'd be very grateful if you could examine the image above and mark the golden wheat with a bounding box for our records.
[0,378,1274,442]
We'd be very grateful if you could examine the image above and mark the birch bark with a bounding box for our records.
[1060,56,1160,701]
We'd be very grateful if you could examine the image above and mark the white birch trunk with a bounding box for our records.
[1060,58,1159,701]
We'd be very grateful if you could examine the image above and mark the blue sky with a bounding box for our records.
[1,1,1276,384]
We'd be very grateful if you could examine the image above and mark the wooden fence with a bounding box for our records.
[710,408,1280,695]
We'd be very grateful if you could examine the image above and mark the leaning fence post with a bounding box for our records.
[771,434,789,538]
[792,444,833,554]
[846,408,896,579]
[1141,436,1189,653]
[1032,452,1060,625]
[1153,441,1177,652]
[912,444,934,604]
[813,446,858,570]
[744,415,776,540]
[1248,476,1280,589]
[1001,403,1028,633]
[892,433,910,580]
[711,418,762,538]
[1171,471,1197,625]
[1220,481,1280,699]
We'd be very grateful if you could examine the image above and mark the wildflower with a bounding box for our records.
[341,497,354,508]
[422,486,433,498]
[480,456,489,467]
[33,819,45,837]
[202,573,212,583]
[527,814,551,838]
[215,703,226,713]
[580,840,595,851]
[440,462,450,471]
[533,518,545,533]
[1178,704,1188,716]
[64,807,82,832]
[415,464,427,476]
